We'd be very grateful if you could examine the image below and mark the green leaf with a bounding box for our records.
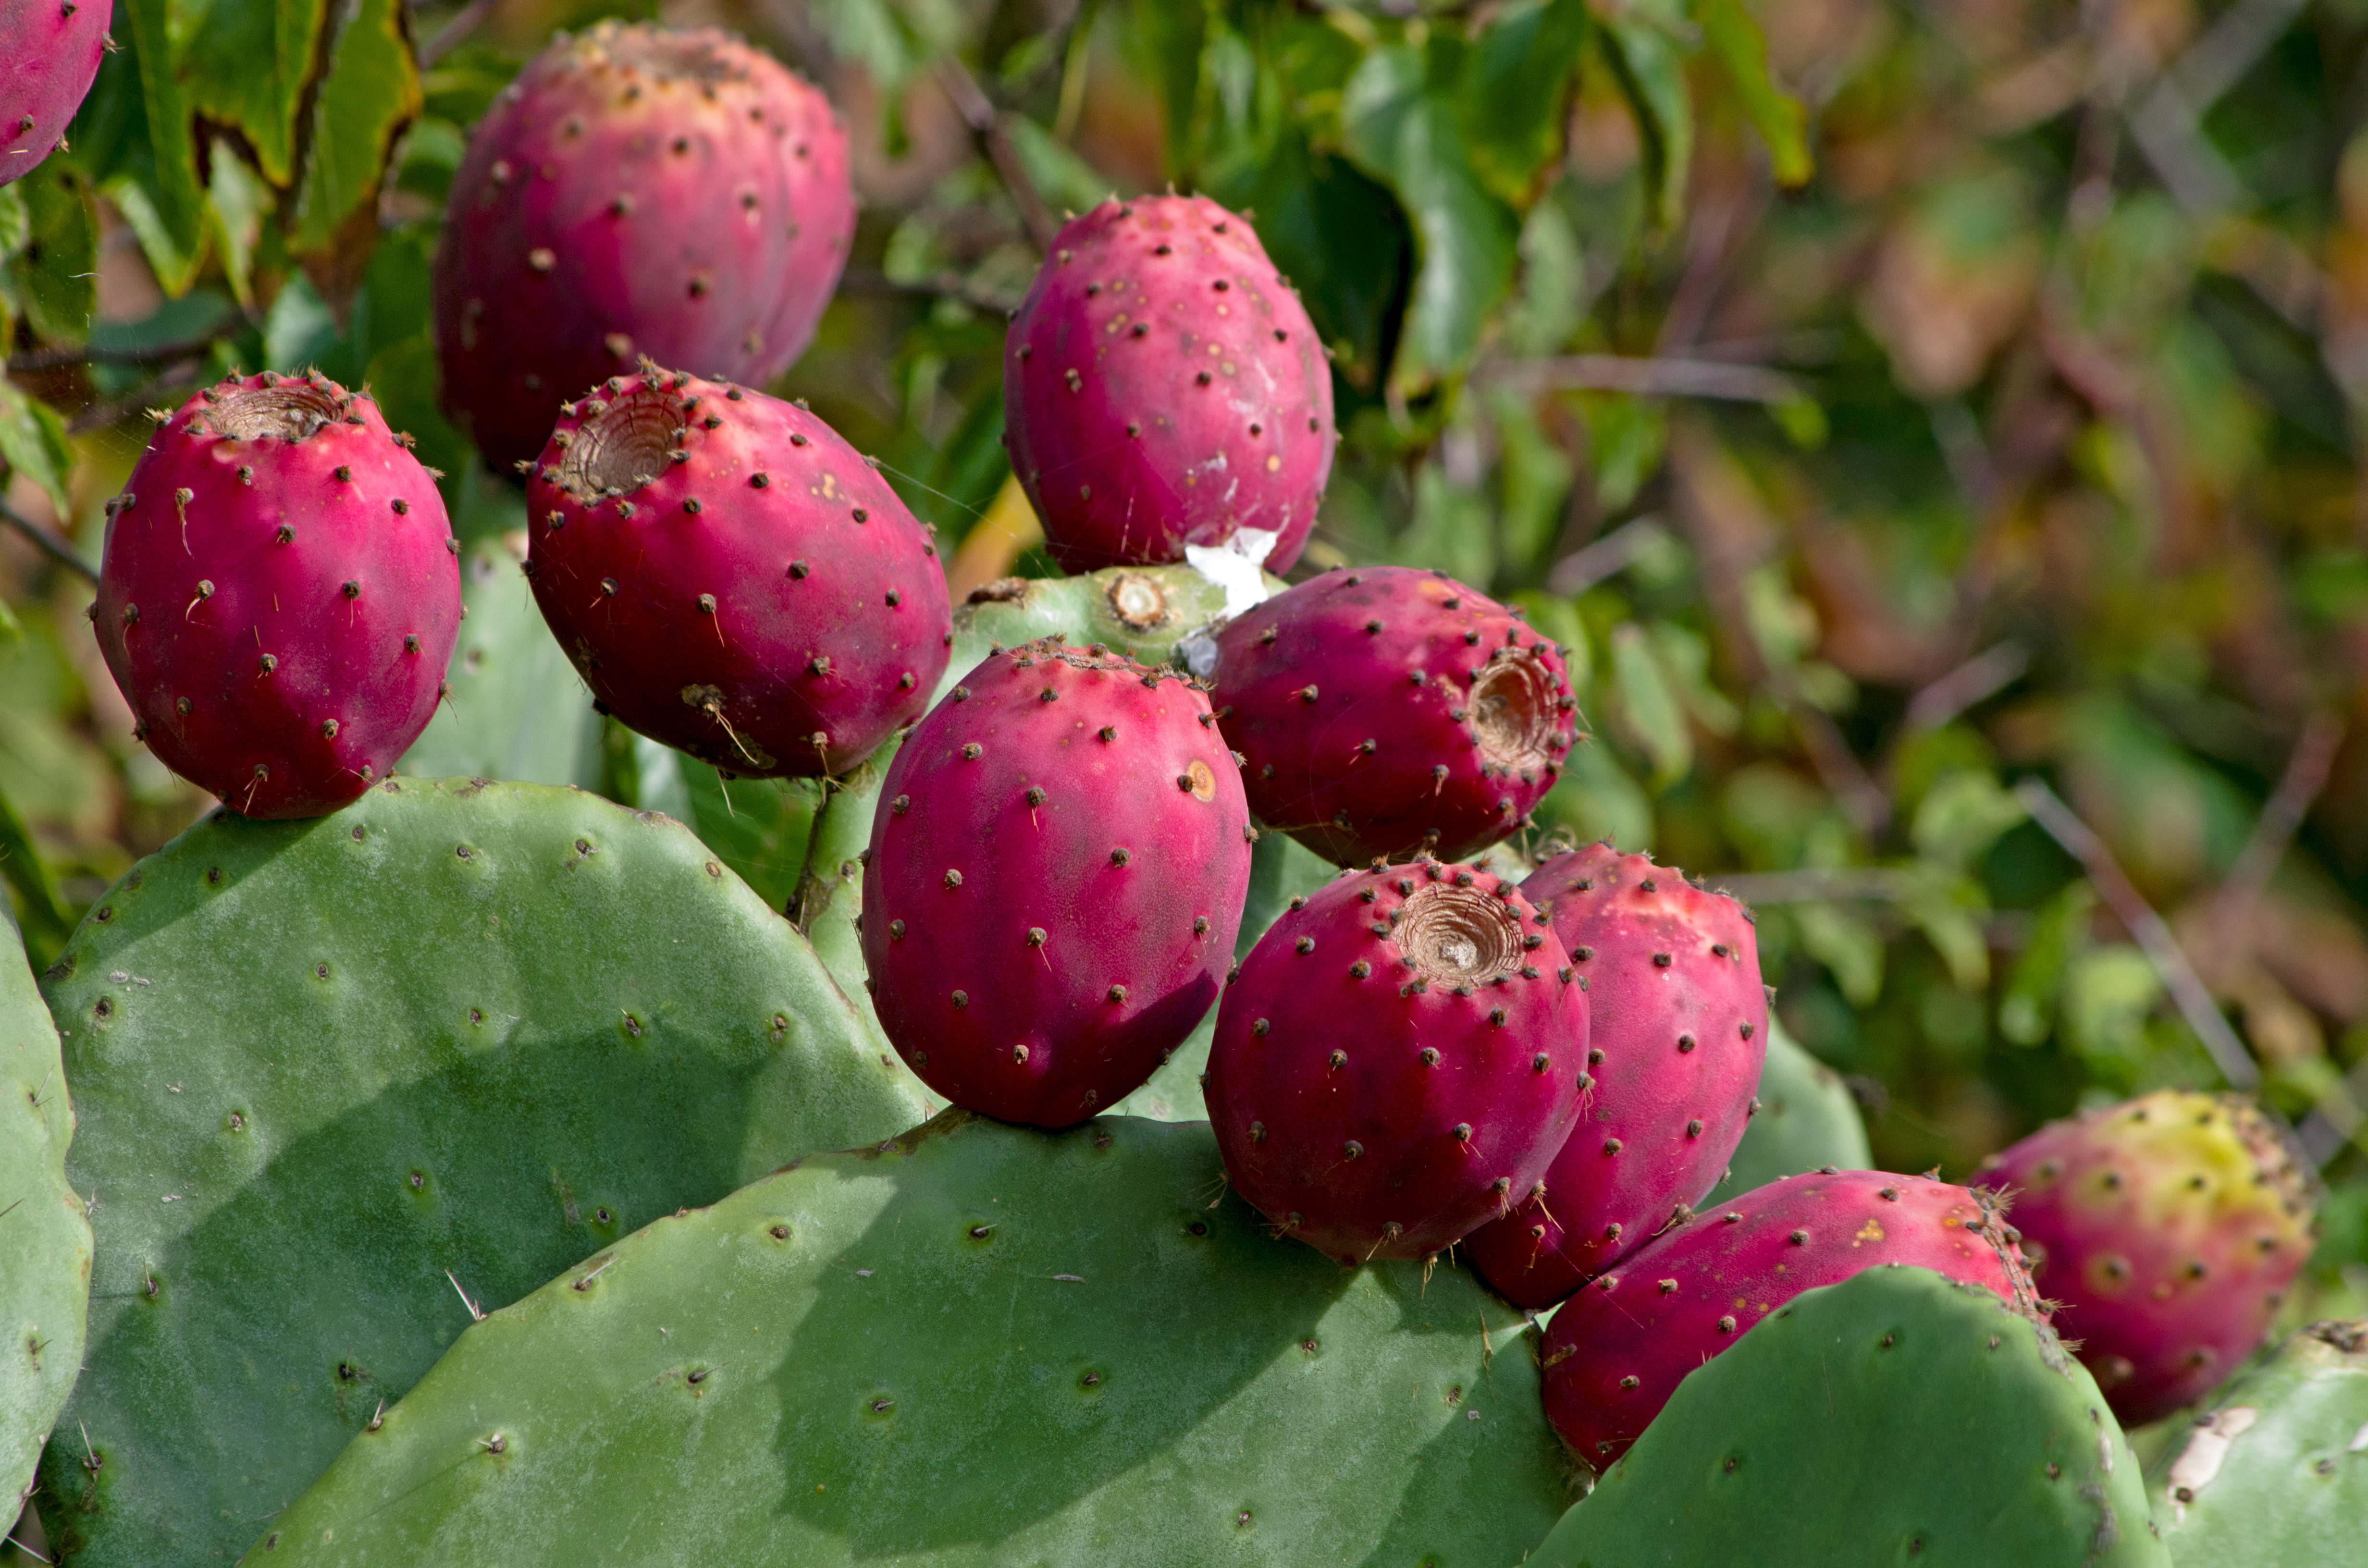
[1998,883,2094,1046]
[1598,16,1691,229]
[206,139,275,309]
[1695,0,1813,187]
[1910,770,2027,872]
[3,164,98,346]
[1795,901,1885,1005]
[1397,461,1497,588]
[1461,0,1591,206]
[0,185,27,262]
[0,378,77,518]
[175,0,330,185]
[288,0,422,274]
[97,0,212,295]
[1118,0,1210,180]
[1341,41,1520,394]
[1608,621,1691,787]
[0,778,72,951]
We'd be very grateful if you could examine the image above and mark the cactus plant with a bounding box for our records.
[94,372,463,819]
[433,21,853,471]
[1213,567,1577,866]
[939,562,1280,704]
[2152,1318,2368,1565]
[862,641,1251,1126]
[1466,842,1768,1306]
[0,0,111,188]
[1977,1090,2320,1426]
[235,1112,1571,1566]
[1526,1266,2167,1567]
[1540,1168,2040,1468]
[1,908,88,1518]
[1003,195,1335,573]
[526,367,952,781]
[1206,858,1588,1262]
[1709,1017,1870,1201]
[34,779,929,1566]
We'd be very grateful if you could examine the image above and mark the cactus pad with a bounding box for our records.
[1526,1265,2166,1568]
[241,1111,1572,1565]
[1709,1018,1869,1201]
[937,563,1279,704]
[1,910,89,1516]
[2152,1318,2368,1565]
[35,779,929,1566]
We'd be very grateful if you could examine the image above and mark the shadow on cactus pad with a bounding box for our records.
[241,1112,1574,1566]
[34,779,930,1567]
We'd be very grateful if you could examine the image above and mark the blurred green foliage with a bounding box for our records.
[4,0,2368,1356]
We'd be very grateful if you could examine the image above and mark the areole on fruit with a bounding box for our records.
[555,383,678,496]
[1394,881,1525,983]
[1468,647,1560,775]
[201,380,347,442]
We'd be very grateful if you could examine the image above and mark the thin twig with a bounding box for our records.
[936,59,1061,253]
[1711,867,1924,904]
[419,0,500,68]
[2199,711,2345,963]
[1487,355,1805,405]
[1544,515,1668,595]
[7,324,241,373]
[1902,642,2029,735]
[2013,778,2260,1090]
[0,498,97,583]
[835,266,1026,315]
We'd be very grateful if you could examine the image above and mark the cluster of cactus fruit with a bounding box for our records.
[2,17,2349,1567]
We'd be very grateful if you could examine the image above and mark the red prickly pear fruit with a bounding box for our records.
[861,640,1252,1126]
[1541,1169,2041,1469]
[1003,195,1335,574]
[1212,567,1577,866]
[0,0,110,188]
[1974,1090,2319,1426]
[1205,860,1590,1263]
[1464,843,1769,1306]
[526,367,950,779]
[433,21,853,472]
[93,373,462,819]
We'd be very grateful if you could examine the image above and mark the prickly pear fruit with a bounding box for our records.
[860,640,1251,1126]
[1975,1090,2319,1426]
[525,366,948,778]
[1530,1267,2163,1568]
[1464,843,1767,1306]
[93,372,461,819]
[1205,859,1589,1263]
[0,0,109,187]
[1212,568,1576,865]
[434,21,853,471]
[1003,194,1334,573]
[1540,1168,2040,1469]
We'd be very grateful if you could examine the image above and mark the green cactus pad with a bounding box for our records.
[35,779,931,1567]
[1710,1018,1871,1201]
[1527,1265,2166,1568]
[935,564,1282,702]
[1,908,89,1515]
[2151,1318,2368,1565]
[1111,832,1341,1121]
[398,535,602,789]
[243,1111,1574,1566]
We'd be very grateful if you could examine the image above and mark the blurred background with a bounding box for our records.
[5,0,2367,1333]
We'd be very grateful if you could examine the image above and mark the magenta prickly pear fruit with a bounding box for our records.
[526,366,949,778]
[1974,1090,2318,1426]
[1003,194,1335,574]
[1213,567,1578,866]
[434,21,853,472]
[0,0,109,187]
[1463,842,1769,1306]
[861,640,1251,1126]
[1205,859,1589,1263]
[93,372,462,818]
[1542,1169,2041,1468]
